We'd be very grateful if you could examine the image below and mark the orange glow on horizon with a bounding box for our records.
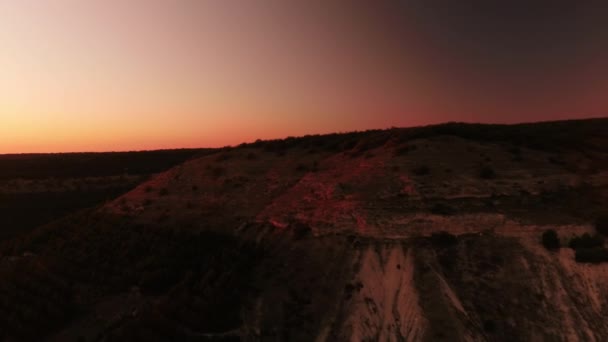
[1,1,606,154]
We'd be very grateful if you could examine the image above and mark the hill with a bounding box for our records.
[0,149,211,241]
[1,118,607,341]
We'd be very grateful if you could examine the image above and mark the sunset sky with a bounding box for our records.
[1,1,607,153]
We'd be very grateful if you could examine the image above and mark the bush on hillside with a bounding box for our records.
[483,320,497,333]
[596,215,608,236]
[295,163,309,172]
[412,165,431,176]
[292,222,313,240]
[569,233,604,250]
[430,231,458,247]
[394,144,417,156]
[208,166,225,178]
[575,247,608,263]
[215,152,232,162]
[508,146,522,155]
[541,229,560,250]
[430,203,456,216]
[479,165,497,179]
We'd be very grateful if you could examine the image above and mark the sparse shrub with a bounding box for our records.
[548,156,565,165]
[337,182,352,194]
[479,165,496,179]
[595,215,608,236]
[412,165,431,176]
[575,247,608,263]
[215,152,232,162]
[348,150,364,158]
[430,231,458,247]
[541,229,560,250]
[508,146,521,155]
[483,319,497,333]
[512,154,524,162]
[222,176,247,189]
[157,213,169,222]
[325,141,341,152]
[569,233,604,249]
[292,222,312,240]
[209,166,225,178]
[394,144,417,156]
[341,140,358,151]
[430,203,456,216]
[351,134,391,155]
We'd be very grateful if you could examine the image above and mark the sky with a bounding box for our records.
[1,0,607,153]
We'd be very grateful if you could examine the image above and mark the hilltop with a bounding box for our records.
[1,118,608,341]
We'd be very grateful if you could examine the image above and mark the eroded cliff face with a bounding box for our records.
[412,233,608,341]
[335,244,426,341]
[157,219,605,341]
[241,235,428,341]
[232,227,608,341]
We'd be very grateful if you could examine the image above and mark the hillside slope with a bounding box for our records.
[0,149,211,241]
[1,118,607,341]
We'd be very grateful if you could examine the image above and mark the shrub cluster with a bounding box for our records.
[575,248,608,263]
[295,161,320,173]
[596,215,608,236]
[541,229,560,250]
[394,144,417,156]
[291,221,313,240]
[569,233,604,249]
[430,231,458,247]
[215,152,232,162]
[430,203,456,216]
[412,165,431,176]
[569,232,608,263]
[541,226,608,263]
[479,165,497,179]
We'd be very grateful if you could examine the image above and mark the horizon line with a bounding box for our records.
[2,116,605,156]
